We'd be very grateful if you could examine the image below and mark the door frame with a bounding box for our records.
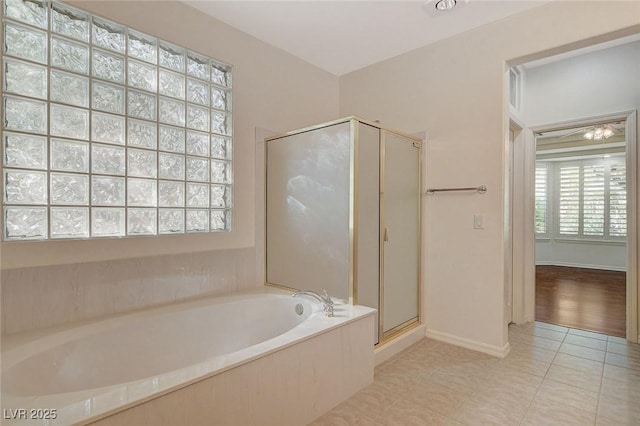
[512,110,638,342]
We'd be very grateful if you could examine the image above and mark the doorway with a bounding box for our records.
[508,37,640,343]
[533,119,628,337]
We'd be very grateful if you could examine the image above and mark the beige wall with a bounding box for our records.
[0,0,339,269]
[339,1,640,350]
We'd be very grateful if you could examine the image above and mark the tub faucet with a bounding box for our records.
[292,290,334,317]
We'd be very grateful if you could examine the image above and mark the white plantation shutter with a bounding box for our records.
[609,163,627,237]
[582,164,605,236]
[535,165,548,235]
[553,159,626,240]
[558,166,580,236]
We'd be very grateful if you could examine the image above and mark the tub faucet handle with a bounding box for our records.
[292,290,335,317]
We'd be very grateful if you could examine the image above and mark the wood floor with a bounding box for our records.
[535,265,626,337]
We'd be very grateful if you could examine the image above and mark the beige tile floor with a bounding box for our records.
[311,322,640,425]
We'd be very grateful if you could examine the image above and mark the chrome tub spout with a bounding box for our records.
[292,290,334,317]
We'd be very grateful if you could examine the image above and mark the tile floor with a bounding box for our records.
[311,322,640,425]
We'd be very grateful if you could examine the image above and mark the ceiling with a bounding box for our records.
[536,121,627,161]
[185,0,551,76]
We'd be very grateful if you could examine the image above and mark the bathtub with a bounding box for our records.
[1,289,375,425]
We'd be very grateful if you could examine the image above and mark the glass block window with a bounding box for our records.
[2,0,232,240]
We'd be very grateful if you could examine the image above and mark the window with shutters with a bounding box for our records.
[609,163,627,237]
[534,164,549,237]
[554,159,626,240]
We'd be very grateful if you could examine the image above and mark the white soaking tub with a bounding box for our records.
[1,288,375,426]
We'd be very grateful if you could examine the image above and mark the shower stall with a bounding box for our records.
[265,117,421,344]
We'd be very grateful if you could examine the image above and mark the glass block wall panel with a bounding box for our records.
[187,51,209,80]
[159,70,185,99]
[211,62,231,87]
[127,208,156,235]
[51,2,89,42]
[186,157,209,182]
[159,153,185,180]
[127,178,157,206]
[128,119,157,149]
[91,112,125,144]
[187,78,209,105]
[50,104,89,140]
[4,0,48,28]
[4,170,47,204]
[92,16,125,53]
[211,160,230,184]
[3,58,47,99]
[211,136,231,159]
[128,149,157,178]
[128,59,157,92]
[186,209,209,232]
[92,207,125,237]
[211,111,232,135]
[187,131,209,157]
[92,176,125,206]
[128,90,156,121]
[159,181,184,207]
[159,209,184,234]
[3,21,47,63]
[92,81,125,114]
[186,183,209,208]
[51,36,89,74]
[187,104,210,131]
[3,132,47,169]
[92,48,124,83]
[211,87,231,111]
[4,206,48,240]
[159,126,185,153]
[4,95,47,134]
[50,173,89,205]
[50,139,89,172]
[51,69,89,107]
[211,184,231,208]
[2,1,232,240]
[159,97,185,127]
[159,40,185,71]
[128,29,157,64]
[50,207,89,238]
[92,144,125,175]
[211,209,230,232]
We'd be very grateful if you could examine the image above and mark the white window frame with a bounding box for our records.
[534,162,551,239]
[547,158,627,242]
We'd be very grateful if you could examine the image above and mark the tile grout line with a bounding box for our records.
[517,328,569,425]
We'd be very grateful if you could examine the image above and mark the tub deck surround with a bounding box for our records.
[1,289,376,425]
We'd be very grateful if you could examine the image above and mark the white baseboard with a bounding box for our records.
[425,329,511,358]
[535,261,626,272]
[374,324,426,366]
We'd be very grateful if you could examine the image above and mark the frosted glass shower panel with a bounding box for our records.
[382,132,420,331]
[266,122,352,300]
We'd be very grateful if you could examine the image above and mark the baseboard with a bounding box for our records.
[535,261,626,272]
[425,328,511,358]
[374,324,426,366]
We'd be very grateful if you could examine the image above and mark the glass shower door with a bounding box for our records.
[382,131,420,334]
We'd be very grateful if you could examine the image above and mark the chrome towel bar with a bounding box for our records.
[426,185,487,195]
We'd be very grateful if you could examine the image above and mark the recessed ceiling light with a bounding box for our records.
[423,0,468,16]
[434,0,457,11]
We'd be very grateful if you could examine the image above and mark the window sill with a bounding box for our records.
[553,238,626,246]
